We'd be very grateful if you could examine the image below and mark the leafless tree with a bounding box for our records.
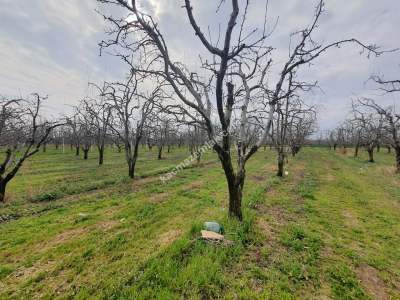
[152,115,173,160]
[187,124,207,164]
[0,94,62,202]
[103,71,160,178]
[287,105,317,157]
[356,98,400,172]
[351,100,383,162]
[325,129,338,150]
[81,85,112,165]
[97,0,383,220]
[346,120,362,158]
[67,113,83,157]
[272,92,316,176]
[72,105,94,160]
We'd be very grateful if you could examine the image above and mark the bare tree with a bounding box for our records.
[287,104,316,157]
[272,92,316,176]
[67,113,83,157]
[357,98,400,172]
[187,124,207,164]
[73,105,94,160]
[81,86,112,165]
[351,100,383,163]
[104,71,160,178]
[325,129,338,150]
[152,114,174,160]
[0,94,62,202]
[347,121,362,158]
[98,0,383,220]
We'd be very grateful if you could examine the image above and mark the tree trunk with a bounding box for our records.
[228,179,243,220]
[367,148,374,163]
[387,146,391,154]
[167,145,171,153]
[291,145,300,157]
[43,143,47,153]
[277,152,284,177]
[218,150,243,220]
[0,180,6,203]
[354,145,359,158]
[83,149,89,160]
[333,144,337,151]
[196,151,201,164]
[98,146,104,165]
[158,146,163,160]
[128,160,136,178]
[395,147,400,174]
[75,146,80,156]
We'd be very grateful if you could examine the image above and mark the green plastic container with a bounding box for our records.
[203,221,224,234]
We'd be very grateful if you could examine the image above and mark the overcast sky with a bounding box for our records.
[1,0,399,130]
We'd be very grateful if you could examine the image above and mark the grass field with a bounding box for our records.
[0,146,399,299]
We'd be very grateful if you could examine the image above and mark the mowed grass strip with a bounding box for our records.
[0,147,399,299]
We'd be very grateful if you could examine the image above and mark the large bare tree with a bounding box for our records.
[98,0,383,220]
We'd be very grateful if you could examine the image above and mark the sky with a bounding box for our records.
[0,0,399,131]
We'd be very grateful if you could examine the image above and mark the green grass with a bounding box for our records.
[0,146,399,299]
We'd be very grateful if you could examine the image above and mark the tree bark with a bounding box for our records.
[158,146,163,160]
[98,145,104,165]
[367,148,374,163]
[387,146,391,154]
[395,146,400,174]
[354,145,359,158]
[0,180,6,203]
[75,146,80,156]
[277,152,284,177]
[128,159,136,178]
[217,148,244,220]
[83,149,89,160]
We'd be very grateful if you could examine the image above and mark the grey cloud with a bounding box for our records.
[0,0,399,129]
